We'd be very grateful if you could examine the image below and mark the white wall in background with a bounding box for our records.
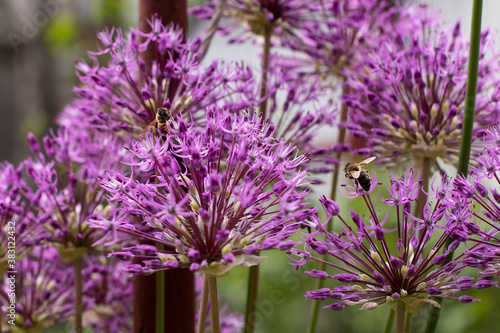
[416,0,500,34]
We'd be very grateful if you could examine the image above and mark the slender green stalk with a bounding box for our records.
[208,276,220,333]
[404,312,413,333]
[457,0,483,178]
[396,302,405,333]
[244,264,260,333]
[259,26,272,120]
[197,275,209,333]
[425,1,483,332]
[424,304,441,333]
[383,308,395,333]
[413,157,431,220]
[307,83,349,333]
[74,258,83,333]
[156,269,165,333]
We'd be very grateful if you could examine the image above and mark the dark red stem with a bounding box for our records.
[134,2,195,333]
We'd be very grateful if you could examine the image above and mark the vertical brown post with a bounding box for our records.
[134,1,195,333]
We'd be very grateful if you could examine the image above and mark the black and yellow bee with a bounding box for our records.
[145,107,172,134]
[343,156,376,192]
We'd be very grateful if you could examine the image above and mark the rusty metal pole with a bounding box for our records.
[134,2,195,333]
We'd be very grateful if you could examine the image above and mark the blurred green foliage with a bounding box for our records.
[43,13,79,52]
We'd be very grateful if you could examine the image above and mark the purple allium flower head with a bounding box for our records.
[190,0,320,45]
[278,0,416,85]
[0,162,45,275]
[0,247,76,329]
[263,55,339,174]
[83,257,133,332]
[20,127,130,261]
[343,18,500,169]
[291,170,485,312]
[58,16,258,136]
[92,106,314,276]
[454,125,500,275]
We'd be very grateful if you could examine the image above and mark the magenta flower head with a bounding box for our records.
[21,127,129,262]
[0,161,45,276]
[264,55,340,175]
[1,247,76,330]
[190,0,320,45]
[91,106,315,276]
[58,15,258,136]
[82,257,133,332]
[278,0,417,85]
[290,170,486,313]
[343,20,500,170]
[452,125,500,275]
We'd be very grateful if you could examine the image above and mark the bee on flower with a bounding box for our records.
[91,106,317,276]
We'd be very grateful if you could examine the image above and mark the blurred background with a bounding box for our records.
[1,0,500,332]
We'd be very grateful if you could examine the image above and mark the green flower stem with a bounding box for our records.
[383,308,395,333]
[259,26,272,120]
[404,312,413,333]
[74,257,83,333]
[244,264,260,333]
[197,275,209,333]
[425,1,483,333]
[457,0,483,177]
[156,269,165,333]
[396,302,405,333]
[413,157,431,220]
[424,304,441,333]
[307,82,349,333]
[208,276,220,333]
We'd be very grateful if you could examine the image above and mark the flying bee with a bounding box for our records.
[144,107,172,135]
[343,156,376,192]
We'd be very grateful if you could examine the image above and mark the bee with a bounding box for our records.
[144,107,172,134]
[343,157,376,192]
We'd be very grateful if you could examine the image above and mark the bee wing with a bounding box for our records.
[142,119,157,134]
[359,156,376,165]
[350,170,361,179]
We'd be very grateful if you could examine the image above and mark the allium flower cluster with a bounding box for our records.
[343,20,500,169]
[92,106,315,276]
[190,0,320,45]
[58,16,258,135]
[290,171,489,312]
[22,127,129,261]
[451,125,500,276]
[1,247,76,330]
[279,0,415,85]
[0,162,45,276]
[83,257,133,332]
[264,56,340,175]
[1,248,132,331]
